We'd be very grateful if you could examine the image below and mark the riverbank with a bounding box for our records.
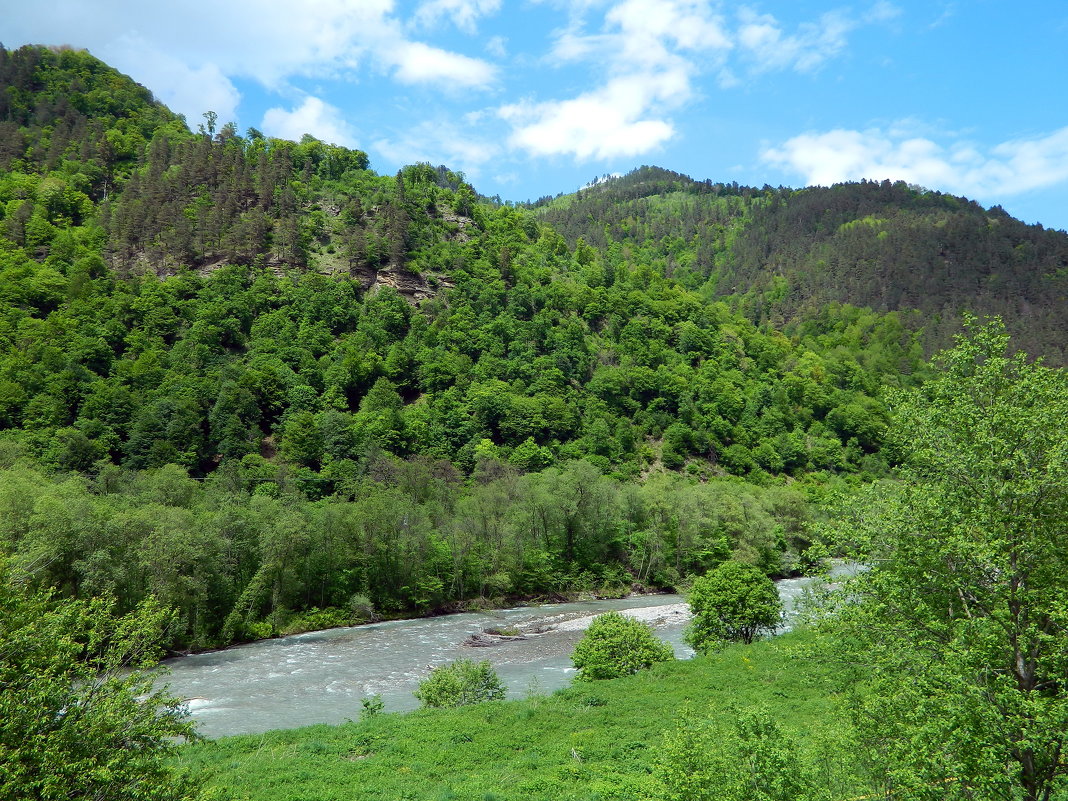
[176,628,869,801]
[166,586,678,658]
[159,592,697,737]
[160,570,836,737]
[168,560,835,658]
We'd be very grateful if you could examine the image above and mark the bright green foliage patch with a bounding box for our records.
[571,611,674,680]
[414,659,506,708]
[827,321,1068,801]
[658,705,843,801]
[534,166,1068,364]
[0,44,940,652]
[0,566,201,801]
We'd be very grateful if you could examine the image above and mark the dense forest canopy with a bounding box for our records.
[533,165,1068,362]
[0,44,1064,654]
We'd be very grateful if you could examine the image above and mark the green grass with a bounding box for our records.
[178,629,858,801]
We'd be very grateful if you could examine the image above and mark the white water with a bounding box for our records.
[159,572,827,738]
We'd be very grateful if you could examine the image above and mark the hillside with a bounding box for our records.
[533,166,1068,362]
[3,44,1064,656]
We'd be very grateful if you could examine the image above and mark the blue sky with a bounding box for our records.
[7,1,1068,230]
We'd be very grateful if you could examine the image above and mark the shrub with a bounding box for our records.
[347,593,376,623]
[359,694,384,720]
[0,581,201,801]
[571,611,675,680]
[414,659,506,708]
[685,561,783,653]
[658,706,832,801]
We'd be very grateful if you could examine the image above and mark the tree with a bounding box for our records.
[571,611,674,680]
[829,319,1068,801]
[685,561,783,652]
[414,659,506,708]
[0,568,201,800]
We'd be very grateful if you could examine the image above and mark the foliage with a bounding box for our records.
[0,457,813,651]
[827,318,1068,801]
[570,611,674,680]
[0,51,922,493]
[413,659,506,708]
[0,45,938,651]
[658,706,843,801]
[4,42,1063,664]
[359,694,384,720]
[685,560,784,652]
[0,566,200,800]
[535,167,1068,364]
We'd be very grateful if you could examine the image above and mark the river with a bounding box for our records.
[160,572,828,738]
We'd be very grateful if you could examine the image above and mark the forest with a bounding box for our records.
[533,165,1068,362]
[0,44,938,649]
[2,43,1068,801]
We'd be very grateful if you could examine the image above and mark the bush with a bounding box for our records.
[685,561,783,653]
[414,659,506,708]
[347,593,376,623]
[359,694,384,720]
[571,611,675,680]
[658,706,833,801]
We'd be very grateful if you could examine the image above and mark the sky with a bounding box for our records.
[5,1,1068,230]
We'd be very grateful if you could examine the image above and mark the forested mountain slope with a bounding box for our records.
[0,44,999,651]
[0,45,921,482]
[534,166,1068,362]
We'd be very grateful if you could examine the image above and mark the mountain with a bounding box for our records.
[533,166,1068,363]
[0,43,920,480]
[0,44,1057,649]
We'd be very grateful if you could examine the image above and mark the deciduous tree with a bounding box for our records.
[0,567,200,800]
[685,560,783,652]
[830,319,1068,801]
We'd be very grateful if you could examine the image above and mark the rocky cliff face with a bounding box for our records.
[349,260,454,303]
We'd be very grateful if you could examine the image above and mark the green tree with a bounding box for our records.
[414,659,506,709]
[685,561,783,652]
[828,319,1068,801]
[0,570,201,800]
[571,611,674,680]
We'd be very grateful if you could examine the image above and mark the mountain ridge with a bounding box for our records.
[533,166,1068,361]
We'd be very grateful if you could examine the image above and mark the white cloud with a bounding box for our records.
[373,120,501,177]
[501,71,688,160]
[762,125,1068,199]
[3,0,497,126]
[414,0,501,33]
[606,0,732,56]
[927,2,956,29]
[261,96,357,148]
[503,0,730,160]
[503,0,894,162]
[110,34,240,124]
[501,92,676,161]
[736,7,855,74]
[866,1,902,23]
[549,0,731,67]
[388,42,498,88]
